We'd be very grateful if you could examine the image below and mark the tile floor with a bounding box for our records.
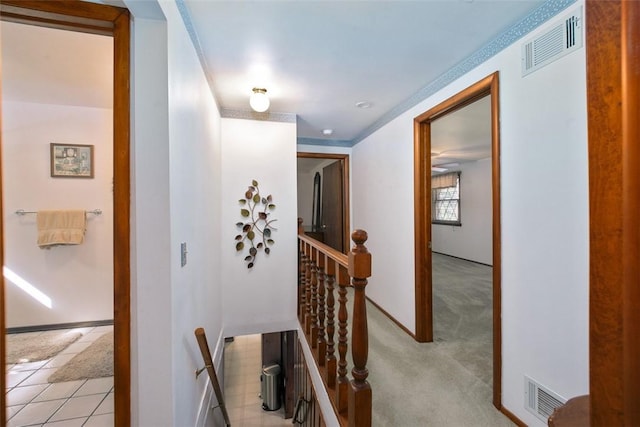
[6,325,114,427]
[224,334,289,427]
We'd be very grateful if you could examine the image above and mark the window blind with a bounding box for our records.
[431,172,458,189]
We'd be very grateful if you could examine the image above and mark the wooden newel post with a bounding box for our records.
[348,230,372,427]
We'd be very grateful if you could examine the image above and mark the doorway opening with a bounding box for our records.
[0,2,130,426]
[430,94,494,390]
[413,72,502,408]
[296,153,350,253]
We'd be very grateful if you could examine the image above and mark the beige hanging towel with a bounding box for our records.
[36,210,87,248]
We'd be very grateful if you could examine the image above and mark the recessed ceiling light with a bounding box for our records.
[355,101,372,109]
[322,129,333,136]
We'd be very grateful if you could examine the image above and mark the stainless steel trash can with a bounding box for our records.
[260,364,281,411]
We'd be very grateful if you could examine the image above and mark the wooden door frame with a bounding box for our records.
[586,0,640,425]
[0,2,131,426]
[413,72,501,408]
[297,152,351,253]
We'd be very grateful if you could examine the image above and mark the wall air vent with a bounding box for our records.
[524,376,567,422]
[521,6,583,76]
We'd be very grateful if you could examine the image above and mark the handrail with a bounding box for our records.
[298,233,349,267]
[297,218,372,427]
[194,327,231,427]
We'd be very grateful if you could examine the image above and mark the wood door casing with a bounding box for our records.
[586,0,640,424]
[414,72,501,409]
[322,161,344,253]
[297,152,350,254]
[0,2,131,426]
[0,27,5,427]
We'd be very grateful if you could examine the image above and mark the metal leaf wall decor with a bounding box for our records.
[234,180,277,268]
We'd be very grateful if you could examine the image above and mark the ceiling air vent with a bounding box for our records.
[524,376,567,422]
[521,7,583,76]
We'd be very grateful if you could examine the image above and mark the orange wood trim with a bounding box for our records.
[0,36,6,427]
[297,153,348,160]
[0,2,131,426]
[0,12,112,35]
[490,72,502,409]
[346,231,371,427]
[195,328,231,426]
[414,73,497,124]
[297,152,351,254]
[499,406,527,427]
[342,156,350,254]
[413,72,501,408]
[621,1,640,424]
[413,118,432,343]
[548,395,590,427]
[299,234,349,268]
[0,0,122,21]
[586,1,624,425]
[298,232,373,425]
[365,296,416,339]
[113,9,131,427]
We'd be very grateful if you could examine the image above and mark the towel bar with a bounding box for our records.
[15,209,103,216]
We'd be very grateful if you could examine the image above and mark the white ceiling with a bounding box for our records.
[183,0,546,143]
[431,95,492,168]
[1,0,555,160]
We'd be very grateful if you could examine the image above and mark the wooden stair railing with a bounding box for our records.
[297,219,372,427]
[194,327,231,427]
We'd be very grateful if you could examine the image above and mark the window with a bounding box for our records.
[432,172,461,225]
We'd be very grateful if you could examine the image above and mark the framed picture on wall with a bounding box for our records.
[50,143,94,178]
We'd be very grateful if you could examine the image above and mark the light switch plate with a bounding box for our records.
[181,242,187,267]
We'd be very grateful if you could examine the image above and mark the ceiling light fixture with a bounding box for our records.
[355,101,372,109]
[322,129,333,136]
[250,88,270,112]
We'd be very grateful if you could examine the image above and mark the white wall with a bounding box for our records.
[432,158,492,265]
[165,0,224,422]
[221,118,298,337]
[127,2,223,425]
[2,101,113,328]
[351,2,588,425]
[126,3,298,425]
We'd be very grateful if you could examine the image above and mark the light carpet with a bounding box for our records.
[48,331,113,383]
[366,253,513,426]
[6,330,82,364]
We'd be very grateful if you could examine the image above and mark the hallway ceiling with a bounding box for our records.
[182,0,548,144]
[2,0,566,157]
